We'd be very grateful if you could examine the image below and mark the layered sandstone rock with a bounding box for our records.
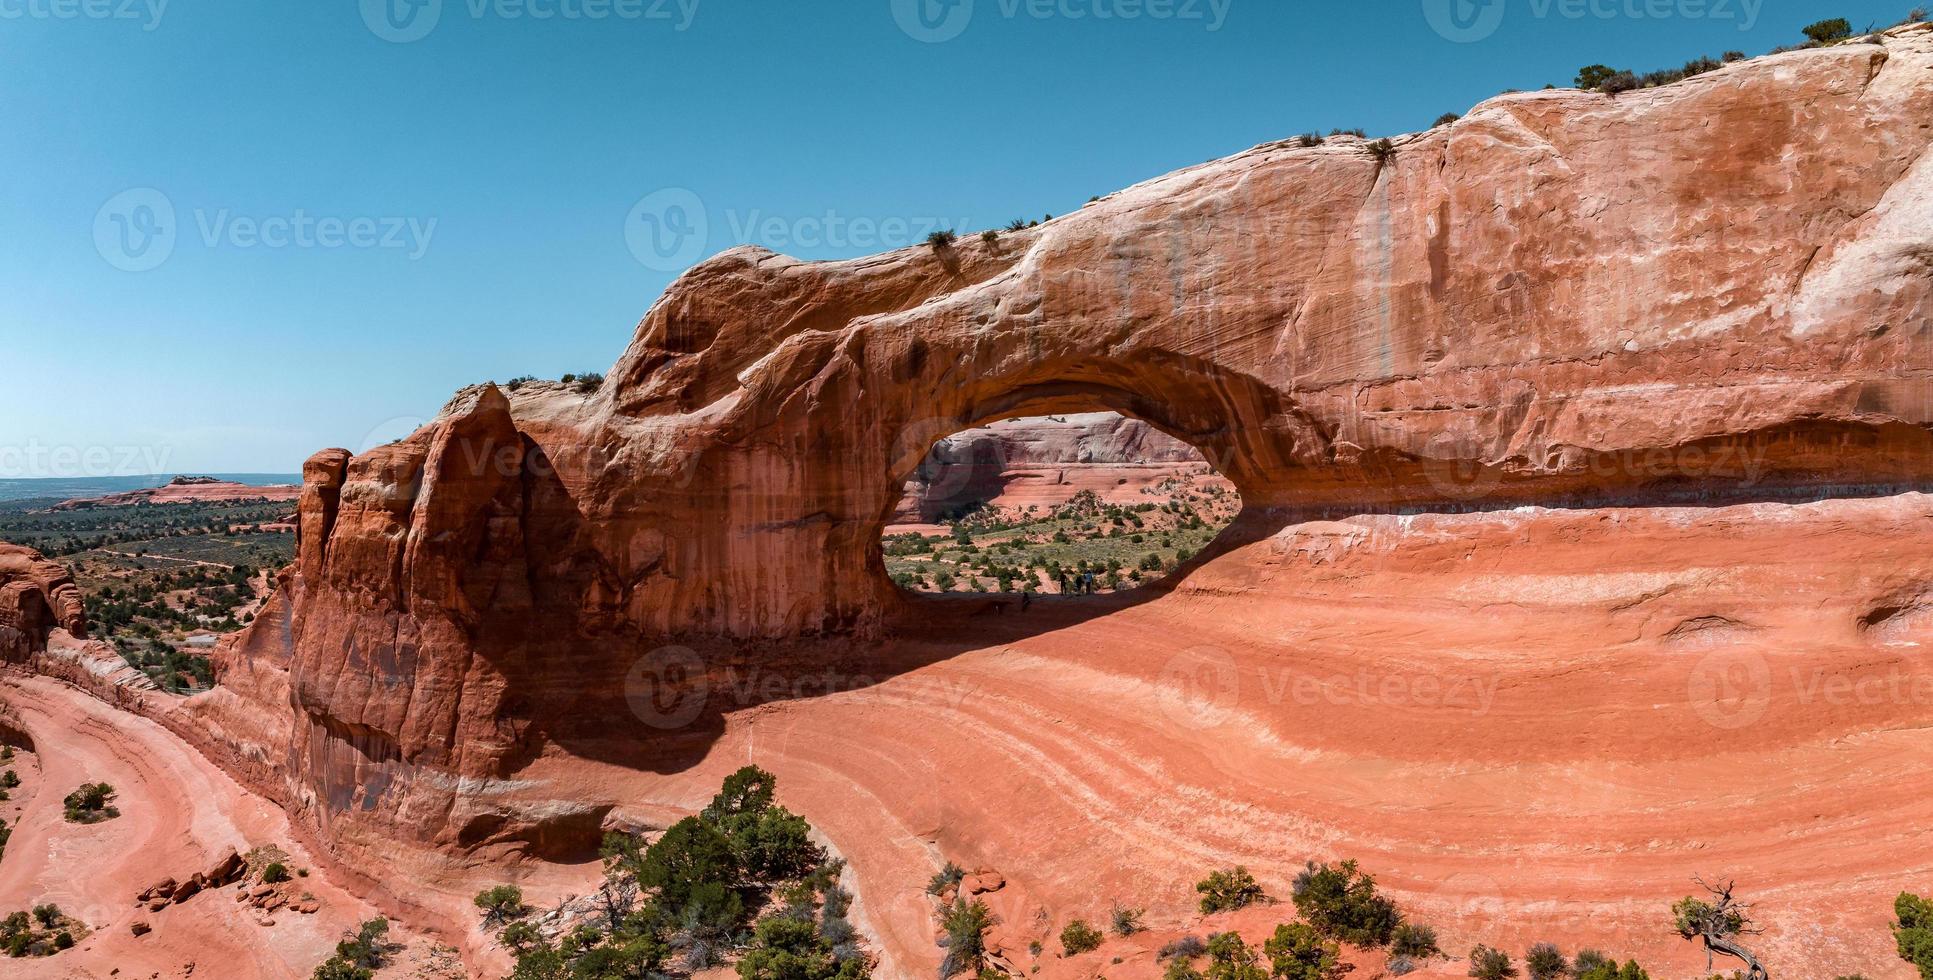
[0,543,87,663]
[893,412,1218,523]
[232,28,1933,862]
[36,24,1915,977]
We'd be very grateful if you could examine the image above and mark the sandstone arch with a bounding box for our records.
[112,33,1933,948]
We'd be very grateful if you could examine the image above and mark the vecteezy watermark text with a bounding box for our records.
[361,0,700,43]
[0,0,167,30]
[625,187,971,272]
[0,440,174,480]
[1422,0,1763,43]
[892,0,1231,43]
[93,189,437,272]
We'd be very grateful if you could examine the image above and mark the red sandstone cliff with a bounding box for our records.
[241,27,1933,862]
[7,26,1925,979]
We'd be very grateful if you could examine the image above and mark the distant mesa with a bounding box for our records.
[52,477,302,511]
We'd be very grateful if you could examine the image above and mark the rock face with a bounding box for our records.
[0,544,87,663]
[893,413,1214,522]
[90,25,1931,975]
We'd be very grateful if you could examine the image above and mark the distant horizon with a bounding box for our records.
[0,473,302,504]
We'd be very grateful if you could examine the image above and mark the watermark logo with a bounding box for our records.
[1156,645,1241,727]
[93,188,438,271]
[94,188,176,273]
[0,0,169,30]
[892,0,1230,42]
[361,0,700,42]
[1423,0,1765,42]
[356,416,433,454]
[626,188,709,272]
[892,0,973,42]
[1686,648,1771,730]
[0,440,174,480]
[624,188,973,272]
[1421,0,1505,41]
[1420,430,1505,502]
[361,0,442,42]
[624,644,710,729]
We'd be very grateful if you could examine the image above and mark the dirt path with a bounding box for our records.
[93,549,235,570]
[0,674,455,979]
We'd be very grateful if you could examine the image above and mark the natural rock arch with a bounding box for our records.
[187,34,1933,864]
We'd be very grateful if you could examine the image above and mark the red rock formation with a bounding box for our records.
[12,24,1923,979]
[52,476,301,510]
[0,543,87,662]
[235,28,1933,865]
[892,412,1222,523]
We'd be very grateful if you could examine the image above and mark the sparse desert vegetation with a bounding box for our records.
[0,495,292,692]
[0,903,85,958]
[476,765,866,979]
[886,477,1237,596]
[62,782,118,824]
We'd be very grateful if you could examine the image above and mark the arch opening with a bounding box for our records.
[876,411,1243,601]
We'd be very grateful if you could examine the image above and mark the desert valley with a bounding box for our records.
[5,11,1933,980]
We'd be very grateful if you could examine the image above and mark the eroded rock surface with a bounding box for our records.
[13,26,1933,980]
[893,412,1218,522]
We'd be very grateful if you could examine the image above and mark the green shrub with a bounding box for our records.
[980,230,998,246]
[1202,932,1267,980]
[62,783,117,823]
[1195,867,1265,914]
[1291,860,1400,947]
[1803,17,1853,42]
[1524,942,1566,979]
[939,898,994,977]
[1896,891,1933,978]
[1391,921,1439,958]
[926,230,958,251]
[737,915,860,980]
[1160,934,1208,961]
[1295,133,1324,147]
[570,372,604,394]
[1262,922,1341,980]
[1599,71,1641,95]
[1468,944,1515,979]
[1681,55,1722,77]
[1366,139,1396,163]
[1572,949,1611,974]
[636,816,739,913]
[1060,919,1103,956]
[1434,113,1461,127]
[1575,959,1649,980]
[1575,64,1623,89]
[31,904,59,928]
[928,861,967,896]
[263,863,290,884]
[1165,958,1205,980]
[313,917,389,980]
[1110,904,1144,936]
[472,885,527,927]
[0,770,17,789]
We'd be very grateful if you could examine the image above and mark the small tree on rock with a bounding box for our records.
[1672,878,1768,980]
[1802,17,1853,43]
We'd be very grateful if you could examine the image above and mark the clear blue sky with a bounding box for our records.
[0,0,1911,476]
